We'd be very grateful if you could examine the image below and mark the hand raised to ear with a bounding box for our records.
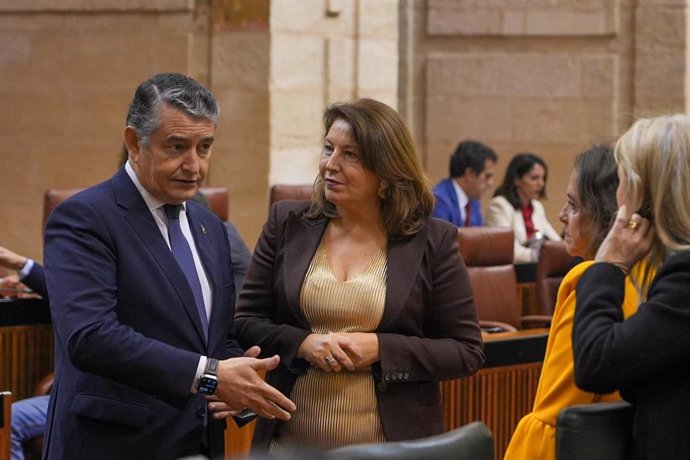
[595,205,655,274]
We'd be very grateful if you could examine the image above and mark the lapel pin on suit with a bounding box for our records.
[201,224,207,235]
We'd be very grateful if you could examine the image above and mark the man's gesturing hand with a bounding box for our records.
[215,352,296,421]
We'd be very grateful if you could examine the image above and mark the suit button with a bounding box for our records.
[196,406,206,418]
[377,381,388,392]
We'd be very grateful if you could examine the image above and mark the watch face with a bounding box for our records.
[198,375,218,395]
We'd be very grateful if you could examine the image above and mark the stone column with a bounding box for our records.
[269,0,399,188]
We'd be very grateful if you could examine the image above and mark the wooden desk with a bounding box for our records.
[0,298,54,401]
[442,328,548,460]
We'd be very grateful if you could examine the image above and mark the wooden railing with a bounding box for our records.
[441,329,548,460]
[0,298,53,401]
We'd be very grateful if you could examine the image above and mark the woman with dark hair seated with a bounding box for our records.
[504,144,639,460]
[486,153,561,263]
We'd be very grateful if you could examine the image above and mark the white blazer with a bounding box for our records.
[486,195,562,263]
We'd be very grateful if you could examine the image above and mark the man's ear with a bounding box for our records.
[464,166,477,178]
[124,127,141,163]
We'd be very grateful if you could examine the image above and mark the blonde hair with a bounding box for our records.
[615,114,690,296]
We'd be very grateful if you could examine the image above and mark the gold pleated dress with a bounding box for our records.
[273,240,388,450]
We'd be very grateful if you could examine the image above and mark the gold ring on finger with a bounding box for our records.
[626,220,640,230]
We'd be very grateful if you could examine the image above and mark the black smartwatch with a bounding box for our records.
[197,358,219,395]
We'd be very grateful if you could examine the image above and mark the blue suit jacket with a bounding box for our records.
[432,178,483,227]
[43,168,242,460]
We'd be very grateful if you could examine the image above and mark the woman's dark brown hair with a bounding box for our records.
[574,143,619,258]
[307,98,434,238]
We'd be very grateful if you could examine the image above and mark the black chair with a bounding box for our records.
[326,422,494,460]
[556,401,634,460]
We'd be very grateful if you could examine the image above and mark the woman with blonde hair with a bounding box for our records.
[573,114,690,460]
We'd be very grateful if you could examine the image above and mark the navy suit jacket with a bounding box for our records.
[432,178,483,227]
[43,168,242,460]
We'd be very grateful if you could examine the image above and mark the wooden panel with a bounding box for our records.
[224,369,265,458]
[0,325,54,401]
[225,418,256,457]
[441,329,547,460]
[0,391,10,460]
[442,362,542,460]
[518,282,539,316]
[222,362,543,460]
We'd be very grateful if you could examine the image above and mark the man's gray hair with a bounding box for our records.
[126,73,220,147]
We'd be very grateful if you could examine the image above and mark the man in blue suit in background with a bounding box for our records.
[43,73,295,459]
[432,140,497,227]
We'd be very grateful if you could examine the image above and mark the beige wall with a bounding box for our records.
[0,0,204,261]
[404,0,624,228]
[268,0,399,186]
[402,0,689,231]
[1,0,690,262]
[207,0,270,248]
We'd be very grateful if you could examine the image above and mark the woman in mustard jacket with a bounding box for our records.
[504,143,638,460]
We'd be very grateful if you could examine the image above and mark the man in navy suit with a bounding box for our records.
[42,73,295,460]
[432,140,497,227]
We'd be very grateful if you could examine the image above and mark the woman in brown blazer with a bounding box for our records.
[233,98,484,452]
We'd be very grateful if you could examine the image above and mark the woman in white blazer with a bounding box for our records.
[486,153,561,263]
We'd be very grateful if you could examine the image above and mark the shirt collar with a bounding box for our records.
[452,179,470,208]
[125,160,186,213]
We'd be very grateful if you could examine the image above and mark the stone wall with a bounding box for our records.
[0,0,204,260]
[403,0,688,228]
[1,0,689,261]
[268,0,399,187]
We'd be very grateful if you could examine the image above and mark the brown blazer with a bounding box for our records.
[234,200,484,448]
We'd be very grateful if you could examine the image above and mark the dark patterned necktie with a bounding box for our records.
[163,204,208,339]
[464,202,472,227]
